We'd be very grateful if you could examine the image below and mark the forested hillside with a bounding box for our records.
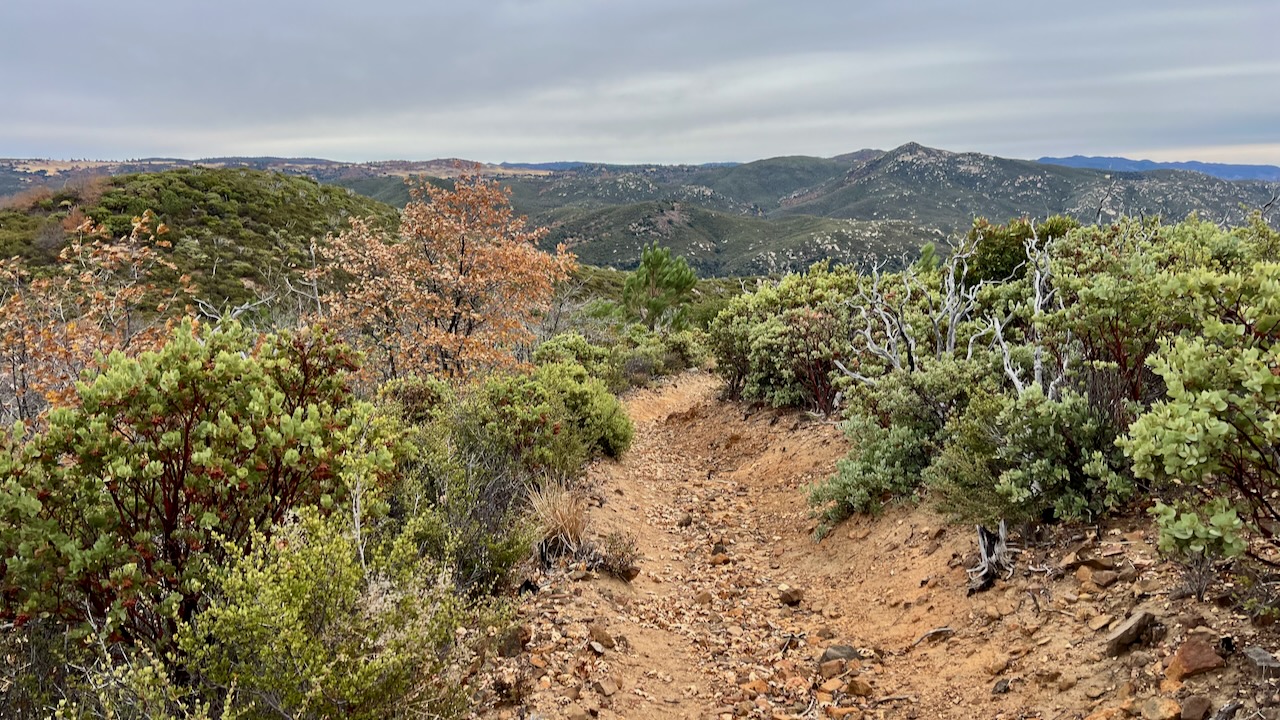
[0,167,396,307]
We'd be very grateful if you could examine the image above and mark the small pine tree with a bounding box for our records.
[622,243,696,331]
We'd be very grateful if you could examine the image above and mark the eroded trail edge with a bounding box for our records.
[475,371,1239,720]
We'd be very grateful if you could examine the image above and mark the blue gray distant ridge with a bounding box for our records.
[1037,156,1280,182]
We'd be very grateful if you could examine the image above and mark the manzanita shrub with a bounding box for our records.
[0,320,392,646]
[1125,262,1280,542]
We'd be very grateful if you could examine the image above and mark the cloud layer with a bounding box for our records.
[2,0,1276,163]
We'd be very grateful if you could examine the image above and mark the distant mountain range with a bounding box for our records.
[3,144,1277,277]
[1037,155,1280,182]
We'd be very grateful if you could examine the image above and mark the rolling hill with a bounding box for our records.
[542,201,932,276]
[1037,155,1280,182]
[5,143,1276,283]
[777,143,1278,230]
[0,167,396,307]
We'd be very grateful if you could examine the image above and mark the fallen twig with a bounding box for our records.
[874,694,917,705]
[911,626,955,647]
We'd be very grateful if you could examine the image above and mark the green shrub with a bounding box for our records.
[456,362,631,478]
[1150,499,1246,560]
[929,383,1134,524]
[810,414,932,528]
[707,292,758,398]
[710,263,858,408]
[385,361,632,593]
[52,646,242,720]
[534,332,624,391]
[0,321,383,647]
[810,359,981,528]
[1124,263,1280,542]
[181,509,473,720]
[967,215,1078,285]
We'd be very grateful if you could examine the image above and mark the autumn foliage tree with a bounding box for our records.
[0,210,191,426]
[317,175,574,382]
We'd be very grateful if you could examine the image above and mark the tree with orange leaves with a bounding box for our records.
[316,175,574,381]
[0,210,192,426]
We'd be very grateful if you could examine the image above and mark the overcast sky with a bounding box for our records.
[1,0,1276,164]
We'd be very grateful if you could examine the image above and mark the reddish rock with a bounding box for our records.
[819,659,845,678]
[1165,639,1224,682]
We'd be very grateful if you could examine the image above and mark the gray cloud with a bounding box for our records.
[1,0,1276,163]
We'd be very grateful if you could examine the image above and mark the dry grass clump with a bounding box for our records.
[529,481,589,555]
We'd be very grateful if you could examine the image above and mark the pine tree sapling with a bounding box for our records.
[623,242,696,332]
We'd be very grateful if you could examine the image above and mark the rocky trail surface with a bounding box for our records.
[473,372,1280,720]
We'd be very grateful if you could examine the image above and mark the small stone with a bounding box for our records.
[1137,578,1162,594]
[1059,676,1078,692]
[820,677,845,693]
[694,590,714,605]
[992,678,1011,694]
[1180,695,1212,720]
[1140,697,1181,720]
[569,569,590,581]
[819,660,845,678]
[588,641,606,655]
[565,705,589,720]
[1092,570,1120,588]
[677,512,693,528]
[1076,566,1094,584]
[1165,639,1224,681]
[827,708,862,718]
[1106,610,1157,656]
[1245,646,1280,679]
[816,626,836,640]
[820,645,862,664]
[1083,556,1118,571]
[592,677,619,697]
[710,553,731,566]
[1089,614,1115,632]
[618,565,641,582]
[588,623,616,649]
[845,678,873,697]
[778,586,804,606]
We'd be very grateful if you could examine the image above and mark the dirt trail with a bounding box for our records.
[475,372,1272,720]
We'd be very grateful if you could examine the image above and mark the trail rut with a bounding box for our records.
[474,371,1270,720]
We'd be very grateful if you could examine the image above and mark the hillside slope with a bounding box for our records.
[0,167,396,307]
[544,201,931,275]
[780,143,1279,230]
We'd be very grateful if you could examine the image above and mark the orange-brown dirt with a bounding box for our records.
[473,371,1277,720]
